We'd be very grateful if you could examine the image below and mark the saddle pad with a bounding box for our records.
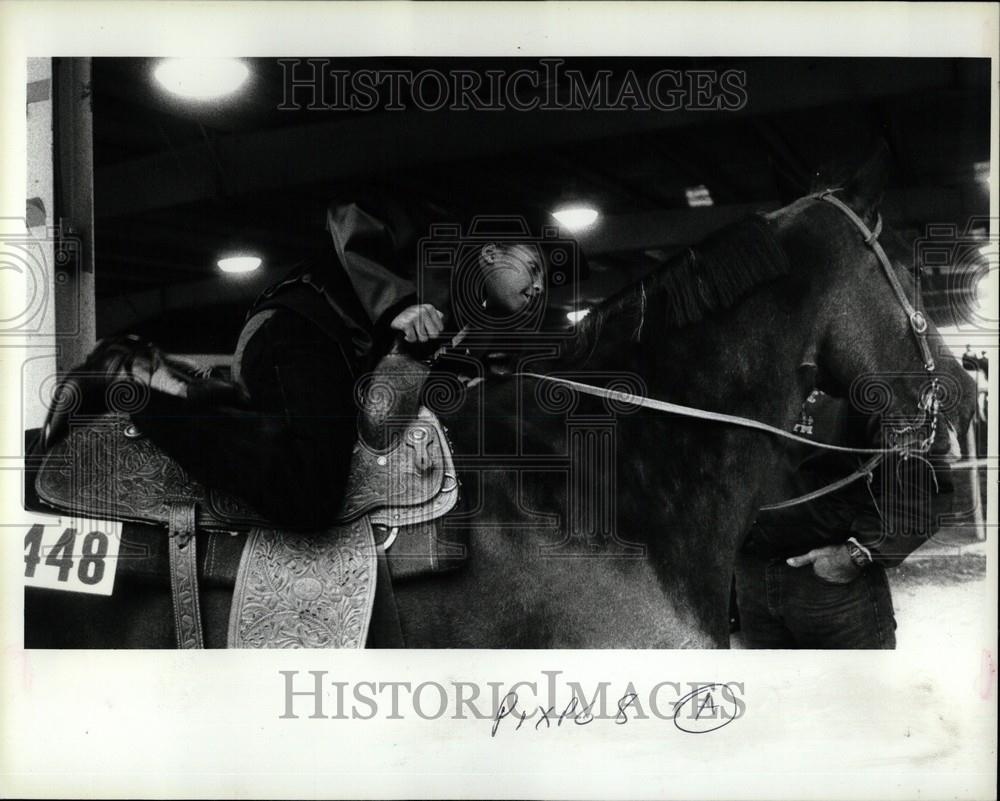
[226,517,377,648]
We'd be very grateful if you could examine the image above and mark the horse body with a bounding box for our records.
[26,152,978,649]
[393,179,977,648]
[394,204,833,648]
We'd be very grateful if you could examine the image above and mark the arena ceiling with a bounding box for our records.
[89,57,992,353]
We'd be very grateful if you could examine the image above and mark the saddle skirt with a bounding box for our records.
[34,406,460,649]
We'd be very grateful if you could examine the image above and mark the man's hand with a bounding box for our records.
[786,544,861,584]
[390,303,445,343]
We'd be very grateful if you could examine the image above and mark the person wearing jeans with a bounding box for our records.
[735,388,959,649]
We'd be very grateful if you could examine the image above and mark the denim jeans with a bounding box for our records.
[734,550,897,649]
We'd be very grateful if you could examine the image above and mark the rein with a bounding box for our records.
[516,189,942,511]
[759,454,884,512]
[517,372,890,455]
[516,371,894,510]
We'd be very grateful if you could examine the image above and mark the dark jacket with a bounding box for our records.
[744,390,958,567]
[127,197,436,527]
[259,196,454,368]
[128,195,555,526]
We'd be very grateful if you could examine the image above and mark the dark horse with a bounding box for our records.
[25,152,975,648]
[389,152,975,648]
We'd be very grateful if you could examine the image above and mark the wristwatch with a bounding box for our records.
[845,537,874,568]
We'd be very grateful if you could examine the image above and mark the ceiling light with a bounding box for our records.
[553,206,599,232]
[686,185,714,207]
[217,255,261,274]
[566,309,591,324]
[154,58,250,100]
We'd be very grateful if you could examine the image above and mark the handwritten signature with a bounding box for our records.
[491,683,743,736]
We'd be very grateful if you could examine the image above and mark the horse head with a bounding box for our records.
[771,146,977,455]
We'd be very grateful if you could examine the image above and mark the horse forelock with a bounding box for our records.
[572,215,791,357]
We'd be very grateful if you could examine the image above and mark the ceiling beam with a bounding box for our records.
[97,270,274,335]
[577,202,781,256]
[576,183,987,257]
[95,62,961,220]
[97,179,987,334]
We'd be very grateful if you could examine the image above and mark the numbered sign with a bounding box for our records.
[23,516,121,596]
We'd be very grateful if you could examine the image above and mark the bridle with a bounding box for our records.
[816,189,941,460]
[516,189,943,511]
[817,190,936,373]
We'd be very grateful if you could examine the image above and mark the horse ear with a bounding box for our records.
[841,141,891,221]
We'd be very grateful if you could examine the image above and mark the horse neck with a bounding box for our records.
[560,278,810,426]
[557,279,816,642]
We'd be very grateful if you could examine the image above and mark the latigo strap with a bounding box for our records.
[167,502,204,649]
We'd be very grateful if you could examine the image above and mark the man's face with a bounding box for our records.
[479,243,545,314]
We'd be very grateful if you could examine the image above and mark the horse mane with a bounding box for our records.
[573,214,790,355]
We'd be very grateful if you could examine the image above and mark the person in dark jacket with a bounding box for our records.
[71,194,561,529]
[735,388,960,649]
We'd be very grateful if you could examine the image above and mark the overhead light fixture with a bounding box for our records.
[566,308,591,324]
[154,58,250,100]
[685,185,714,207]
[552,206,600,232]
[217,255,262,274]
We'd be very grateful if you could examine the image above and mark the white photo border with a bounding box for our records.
[0,2,996,799]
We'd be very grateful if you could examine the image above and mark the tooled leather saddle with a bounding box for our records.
[32,352,460,649]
